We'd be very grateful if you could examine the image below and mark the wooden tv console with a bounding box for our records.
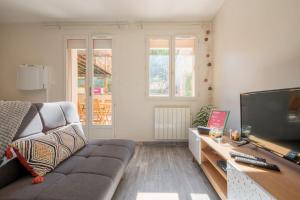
[188,128,300,200]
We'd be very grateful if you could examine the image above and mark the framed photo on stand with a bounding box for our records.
[207,110,230,134]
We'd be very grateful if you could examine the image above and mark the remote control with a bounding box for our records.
[216,160,227,173]
[236,140,249,146]
[230,151,266,162]
[234,157,280,171]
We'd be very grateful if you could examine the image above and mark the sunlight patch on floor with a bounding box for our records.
[190,193,211,200]
[136,193,179,200]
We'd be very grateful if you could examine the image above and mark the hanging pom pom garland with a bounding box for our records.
[203,28,213,91]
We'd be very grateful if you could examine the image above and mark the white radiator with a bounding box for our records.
[154,106,191,140]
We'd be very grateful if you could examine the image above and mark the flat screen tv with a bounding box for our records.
[240,88,300,160]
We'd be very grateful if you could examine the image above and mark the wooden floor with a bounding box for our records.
[112,143,220,200]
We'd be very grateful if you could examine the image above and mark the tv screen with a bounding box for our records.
[241,88,300,153]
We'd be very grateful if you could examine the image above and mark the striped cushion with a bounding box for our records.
[11,125,87,177]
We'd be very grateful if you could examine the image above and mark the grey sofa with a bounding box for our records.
[0,102,135,200]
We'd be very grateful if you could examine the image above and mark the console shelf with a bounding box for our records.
[201,139,228,200]
[189,128,300,200]
[201,148,227,180]
[201,161,227,200]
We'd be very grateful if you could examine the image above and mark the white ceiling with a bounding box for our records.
[0,0,224,23]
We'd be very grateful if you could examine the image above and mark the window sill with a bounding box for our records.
[146,96,200,101]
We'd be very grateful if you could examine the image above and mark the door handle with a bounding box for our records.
[89,87,92,96]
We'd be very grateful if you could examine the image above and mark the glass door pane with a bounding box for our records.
[66,39,87,125]
[92,39,112,125]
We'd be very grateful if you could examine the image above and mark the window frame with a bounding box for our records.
[146,36,172,99]
[146,34,200,100]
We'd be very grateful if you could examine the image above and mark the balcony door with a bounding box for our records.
[65,36,114,139]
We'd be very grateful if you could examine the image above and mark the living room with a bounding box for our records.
[0,0,299,200]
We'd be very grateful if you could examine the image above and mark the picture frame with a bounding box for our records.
[207,109,230,133]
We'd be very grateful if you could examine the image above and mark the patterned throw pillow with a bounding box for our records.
[11,124,87,178]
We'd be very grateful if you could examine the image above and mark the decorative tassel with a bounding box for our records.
[32,176,44,184]
[12,147,37,177]
[5,147,13,159]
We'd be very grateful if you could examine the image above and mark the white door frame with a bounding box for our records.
[88,35,115,139]
[64,34,115,139]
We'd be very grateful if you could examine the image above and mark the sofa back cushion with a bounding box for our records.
[35,103,67,132]
[13,105,44,140]
[57,102,80,124]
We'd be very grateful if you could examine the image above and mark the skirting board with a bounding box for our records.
[137,141,188,147]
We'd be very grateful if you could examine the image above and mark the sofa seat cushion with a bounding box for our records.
[37,173,114,200]
[54,156,124,183]
[75,139,135,163]
[0,172,113,200]
[0,172,66,200]
[0,139,135,200]
[88,139,136,151]
[54,139,135,182]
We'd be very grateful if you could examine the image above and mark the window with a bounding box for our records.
[147,36,197,98]
[148,39,170,97]
[175,36,196,97]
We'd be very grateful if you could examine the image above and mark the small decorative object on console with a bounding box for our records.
[209,128,223,138]
[230,130,241,141]
[210,128,224,143]
[241,125,252,138]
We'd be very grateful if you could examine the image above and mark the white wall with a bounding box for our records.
[0,23,212,141]
[213,0,300,131]
[0,25,64,102]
